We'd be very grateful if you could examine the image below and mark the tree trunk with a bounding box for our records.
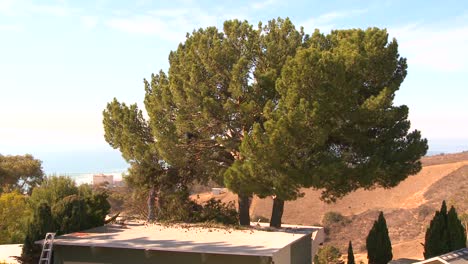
[270,197,284,228]
[147,185,156,222]
[238,194,251,226]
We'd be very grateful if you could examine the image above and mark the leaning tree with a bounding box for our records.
[232,27,428,227]
[103,99,167,221]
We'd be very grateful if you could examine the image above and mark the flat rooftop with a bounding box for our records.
[49,222,322,257]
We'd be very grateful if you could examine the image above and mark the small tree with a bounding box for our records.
[366,212,392,264]
[347,241,355,264]
[314,245,344,264]
[0,154,44,194]
[424,201,467,258]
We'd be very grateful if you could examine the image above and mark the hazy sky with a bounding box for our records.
[1,0,468,172]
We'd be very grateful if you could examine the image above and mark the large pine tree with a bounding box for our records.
[424,201,467,258]
[145,18,305,225]
[109,18,427,227]
[366,212,392,264]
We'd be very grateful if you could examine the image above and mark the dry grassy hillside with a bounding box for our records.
[192,151,468,262]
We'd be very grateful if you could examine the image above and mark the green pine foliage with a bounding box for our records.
[144,18,305,225]
[424,201,467,258]
[234,27,428,227]
[347,241,355,264]
[366,212,392,264]
[105,18,428,227]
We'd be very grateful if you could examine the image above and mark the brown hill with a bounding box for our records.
[192,152,468,262]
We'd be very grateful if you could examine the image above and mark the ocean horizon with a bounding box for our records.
[8,138,467,184]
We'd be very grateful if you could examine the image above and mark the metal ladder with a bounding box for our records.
[38,233,56,264]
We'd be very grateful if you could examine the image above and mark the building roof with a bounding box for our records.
[47,222,322,257]
[415,248,468,264]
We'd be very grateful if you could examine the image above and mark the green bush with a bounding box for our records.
[158,189,203,222]
[53,195,87,235]
[51,192,111,235]
[322,211,350,226]
[20,176,111,263]
[20,203,54,264]
[197,198,238,225]
[314,245,344,264]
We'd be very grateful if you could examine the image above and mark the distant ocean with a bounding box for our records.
[36,149,128,184]
[31,138,467,184]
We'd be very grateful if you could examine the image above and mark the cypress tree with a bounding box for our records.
[424,201,466,259]
[447,206,467,251]
[347,241,355,264]
[366,212,392,264]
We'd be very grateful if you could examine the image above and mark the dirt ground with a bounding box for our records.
[192,152,468,262]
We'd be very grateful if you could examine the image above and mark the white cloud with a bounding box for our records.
[0,0,16,15]
[80,15,98,29]
[29,4,74,16]
[300,9,367,32]
[106,8,223,42]
[389,23,468,73]
[251,0,276,10]
[0,24,22,31]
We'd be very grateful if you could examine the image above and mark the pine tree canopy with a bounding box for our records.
[236,28,428,203]
[104,17,428,226]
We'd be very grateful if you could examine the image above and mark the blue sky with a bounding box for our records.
[1,0,468,173]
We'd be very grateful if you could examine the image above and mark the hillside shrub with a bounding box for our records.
[418,205,434,219]
[323,211,350,226]
[314,245,344,264]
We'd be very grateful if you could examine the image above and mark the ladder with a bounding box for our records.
[38,233,56,264]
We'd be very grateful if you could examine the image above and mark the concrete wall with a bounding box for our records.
[53,245,273,264]
[290,234,312,264]
[311,228,325,260]
[271,233,312,264]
